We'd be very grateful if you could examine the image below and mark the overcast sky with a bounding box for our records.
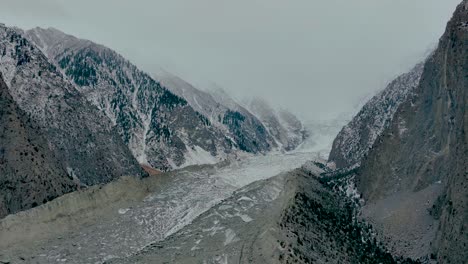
[0,0,461,120]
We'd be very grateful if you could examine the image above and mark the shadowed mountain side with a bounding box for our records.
[356,2,467,262]
[0,24,145,188]
[0,73,75,218]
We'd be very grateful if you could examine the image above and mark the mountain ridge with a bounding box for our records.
[154,70,282,155]
[328,62,425,169]
[327,2,467,262]
[0,23,146,217]
[0,24,145,184]
[26,27,236,170]
[357,3,467,262]
[26,27,306,171]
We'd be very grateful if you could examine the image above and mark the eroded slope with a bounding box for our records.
[0,73,75,218]
[357,2,467,262]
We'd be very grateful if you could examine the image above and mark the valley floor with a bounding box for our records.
[0,150,318,264]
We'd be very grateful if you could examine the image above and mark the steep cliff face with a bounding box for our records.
[0,73,76,219]
[26,28,240,170]
[0,24,145,187]
[328,63,424,169]
[357,2,467,262]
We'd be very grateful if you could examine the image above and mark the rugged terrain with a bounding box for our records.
[155,71,279,154]
[26,28,305,170]
[0,1,465,263]
[26,27,237,170]
[0,73,75,218]
[328,63,424,169]
[356,2,468,262]
[0,149,317,264]
[328,2,468,263]
[110,164,417,264]
[0,22,307,219]
[0,24,145,215]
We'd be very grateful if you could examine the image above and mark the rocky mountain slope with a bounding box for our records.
[325,2,467,263]
[26,28,288,170]
[0,25,144,191]
[356,2,467,263]
[0,23,305,218]
[328,62,424,169]
[0,73,76,218]
[243,97,307,151]
[1,2,465,262]
[155,71,278,153]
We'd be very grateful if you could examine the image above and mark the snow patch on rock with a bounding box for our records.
[224,228,239,246]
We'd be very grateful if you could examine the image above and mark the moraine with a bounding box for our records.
[0,145,322,264]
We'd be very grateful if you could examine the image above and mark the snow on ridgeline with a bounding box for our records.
[0,24,145,186]
[26,27,308,170]
[156,70,308,154]
[25,27,272,171]
[25,26,308,171]
[328,62,425,169]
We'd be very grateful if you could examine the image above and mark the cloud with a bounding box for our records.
[0,0,461,120]
[0,0,67,19]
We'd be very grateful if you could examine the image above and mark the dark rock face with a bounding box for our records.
[0,73,76,219]
[0,25,145,188]
[221,109,270,152]
[356,1,467,263]
[26,28,236,170]
[328,63,424,169]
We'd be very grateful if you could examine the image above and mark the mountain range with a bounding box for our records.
[0,1,466,263]
[0,24,306,218]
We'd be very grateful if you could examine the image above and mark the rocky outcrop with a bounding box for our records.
[355,2,467,262]
[0,25,145,188]
[328,63,424,169]
[0,73,76,219]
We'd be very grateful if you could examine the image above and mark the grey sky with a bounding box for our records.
[0,0,461,120]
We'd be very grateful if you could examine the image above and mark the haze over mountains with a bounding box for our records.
[0,1,466,264]
[1,0,460,121]
[114,3,467,263]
